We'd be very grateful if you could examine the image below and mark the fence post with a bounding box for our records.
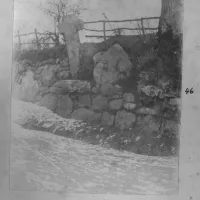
[141,18,145,36]
[17,30,21,51]
[103,21,106,41]
[34,28,39,49]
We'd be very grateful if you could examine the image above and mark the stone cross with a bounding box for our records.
[58,15,84,78]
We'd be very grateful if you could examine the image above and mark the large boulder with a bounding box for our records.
[40,93,58,111]
[71,108,101,124]
[55,95,73,118]
[92,95,109,111]
[35,65,59,87]
[115,110,137,129]
[93,44,133,85]
[50,80,91,95]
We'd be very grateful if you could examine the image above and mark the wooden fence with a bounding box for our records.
[14,29,58,50]
[84,16,160,40]
[14,16,160,50]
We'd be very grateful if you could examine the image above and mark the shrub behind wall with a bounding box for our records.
[14,44,67,64]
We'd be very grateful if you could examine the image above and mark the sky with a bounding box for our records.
[14,0,161,43]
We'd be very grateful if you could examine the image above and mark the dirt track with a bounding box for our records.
[10,122,178,195]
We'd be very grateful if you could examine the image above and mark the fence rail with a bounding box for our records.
[83,16,160,24]
[14,16,160,50]
[84,27,158,32]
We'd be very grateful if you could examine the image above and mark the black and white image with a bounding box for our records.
[11,0,182,195]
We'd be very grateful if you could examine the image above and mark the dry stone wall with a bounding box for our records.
[13,43,180,142]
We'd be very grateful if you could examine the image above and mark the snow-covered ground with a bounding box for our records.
[10,99,178,194]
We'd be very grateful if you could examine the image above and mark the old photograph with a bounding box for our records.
[10,0,182,195]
